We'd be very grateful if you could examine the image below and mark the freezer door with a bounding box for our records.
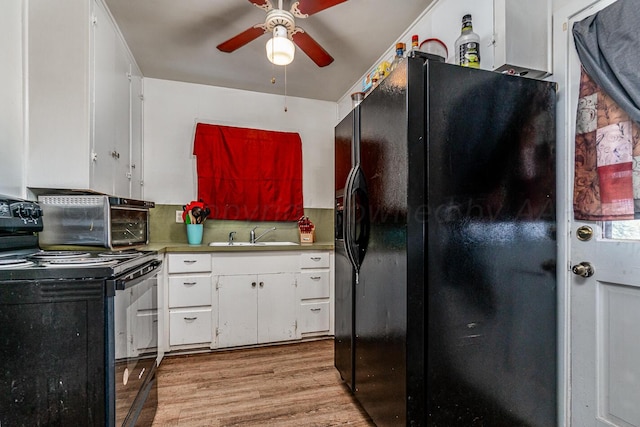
[355,56,413,426]
[334,109,355,390]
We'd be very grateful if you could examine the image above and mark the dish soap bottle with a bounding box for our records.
[455,14,480,68]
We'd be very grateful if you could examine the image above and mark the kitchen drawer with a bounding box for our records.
[135,312,158,352]
[169,308,212,346]
[299,301,330,334]
[300,252,329,269]
[298,271,330,300]
[167,253,212,273]
[168,274,212,308]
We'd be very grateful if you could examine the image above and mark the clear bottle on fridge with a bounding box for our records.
[389,42,405,72]
[455,14,480,68]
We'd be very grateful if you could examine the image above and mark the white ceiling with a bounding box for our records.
[104,0,433,102]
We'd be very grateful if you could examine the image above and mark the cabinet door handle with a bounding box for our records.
[183,317,198,321]
[259,281,264,287]
[183,260,197,264]
[310,276,321,280]
[310,257,321,261]
[252,282,257,287]
[310,308,322,312]
[183,281,197,286]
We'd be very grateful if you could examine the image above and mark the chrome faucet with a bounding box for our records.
[228,231,237,245]
[250,226,276,244]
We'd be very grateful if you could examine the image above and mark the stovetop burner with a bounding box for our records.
[28,251,91,260]
[98,250,142,259]
[0,258,36,269]
[44,257,119,267]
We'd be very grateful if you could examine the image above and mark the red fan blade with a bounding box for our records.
[217,26,267,52]
[292,0,347,17]
[292,28,334,67]
[247,0,273,12]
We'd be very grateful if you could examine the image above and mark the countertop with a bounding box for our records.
[40,241,334,253]
[146,241,334,253]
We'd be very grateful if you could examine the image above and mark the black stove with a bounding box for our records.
[0,195,160,426]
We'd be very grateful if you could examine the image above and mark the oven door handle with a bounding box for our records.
[106,259,162,296]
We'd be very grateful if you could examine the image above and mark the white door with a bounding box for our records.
[556,0,640,425]
[217,275,258,348]
[256,273,297,344]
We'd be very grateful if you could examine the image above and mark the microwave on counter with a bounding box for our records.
[37,194,154,249]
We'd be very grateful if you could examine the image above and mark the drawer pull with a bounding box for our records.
[183,317,198,321]
[183,260,197,264]
[310,276,322,280]
[183,281,197,286]
[310,308,322,312]
[310,257,322,261]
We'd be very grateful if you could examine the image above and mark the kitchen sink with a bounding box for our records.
[208,241,299,247]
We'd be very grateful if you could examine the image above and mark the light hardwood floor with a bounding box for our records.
[152,339,374,426]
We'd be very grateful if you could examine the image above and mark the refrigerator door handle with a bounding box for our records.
[344,165,370,274]
[343,167,359,273]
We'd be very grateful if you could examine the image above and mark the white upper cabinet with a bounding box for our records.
[491,0,552,78]
[426,0,551,78]
[27,0,143,198]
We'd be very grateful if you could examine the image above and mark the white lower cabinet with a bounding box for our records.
[217,273,297,348]
[166,253,215,350]
[164,250,333,352]
[298,252,331,337]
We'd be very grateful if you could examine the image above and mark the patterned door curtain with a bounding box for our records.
[573,67,640,220]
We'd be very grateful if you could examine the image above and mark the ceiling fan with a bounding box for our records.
[216,0,347,67]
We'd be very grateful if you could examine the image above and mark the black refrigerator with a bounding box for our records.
[334,53,557,426]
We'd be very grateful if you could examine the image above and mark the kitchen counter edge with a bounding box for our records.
[145,242,334,253]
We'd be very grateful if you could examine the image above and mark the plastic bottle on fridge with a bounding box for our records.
[455,14,480,68]
[389,43,405,72]
[408,34,420,57]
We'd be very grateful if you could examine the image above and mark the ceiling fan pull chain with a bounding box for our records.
[284,64,288,112]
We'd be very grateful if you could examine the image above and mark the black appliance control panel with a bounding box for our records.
[0,196,44,232]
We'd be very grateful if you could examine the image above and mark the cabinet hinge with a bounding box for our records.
[139,94,144,101]
[126,71,132,81]
[91,151,98,162]
[294,320,298,331]
[91,14,97,25]
[216,327,219,337]
[126,172,132,180]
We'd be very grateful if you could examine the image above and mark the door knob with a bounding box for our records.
[572,262,594,278]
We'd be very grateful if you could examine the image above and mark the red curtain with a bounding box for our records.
[193,123,304,221]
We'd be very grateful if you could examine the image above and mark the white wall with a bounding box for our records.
[0,0,26,198]
[337,1,495,120]
[143,78,337,208]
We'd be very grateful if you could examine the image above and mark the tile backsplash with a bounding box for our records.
[149,205,334,244]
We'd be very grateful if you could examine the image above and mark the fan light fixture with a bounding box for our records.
[266,25,295,66]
